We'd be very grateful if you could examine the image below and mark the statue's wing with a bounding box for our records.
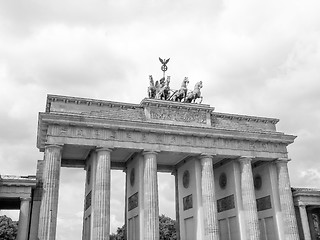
[165,58,170,64]
[159,57,164,64]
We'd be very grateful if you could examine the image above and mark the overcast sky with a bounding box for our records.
[0,0,320,239]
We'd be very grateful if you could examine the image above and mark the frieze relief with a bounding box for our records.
[48,125,287,154]
[149,108,207,124]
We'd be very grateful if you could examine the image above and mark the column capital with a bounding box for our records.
[275,158,291,164]
[95,147,113,153]
[142,150,159,156]
[238,156,254,164]
[44,144,63,150]
[298,201,307,207]
[20,197,31,202]
[199,153,216,159]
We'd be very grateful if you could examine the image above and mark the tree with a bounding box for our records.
[110,225,125,240]
[0,215,18,240]
[110,214,177,240]
[159,214,177,240]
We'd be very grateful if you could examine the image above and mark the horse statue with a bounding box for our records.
[171,77,189,102]
[148,75,157,98]
[185,81,203,103]
[156,76,171,100]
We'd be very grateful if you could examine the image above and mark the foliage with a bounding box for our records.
[110,225,125,240]
[110,214,177,240]
[159,214,177,240]
[0,215,18,240]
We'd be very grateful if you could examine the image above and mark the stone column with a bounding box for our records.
[276,158,299,240]
[298,202,311,240]
[172,169,180,240]
[124,168,127,240]
[92,148,112,240]
[17,197,31,240]
[200,155,219,240]
[38,144,62,240]
[238,157,260,240]
[143,151,159,240]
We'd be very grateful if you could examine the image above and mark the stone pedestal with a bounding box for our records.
[17,197,31,240]
[239,157,260,240]
[38,144,62,240]
[143,151,159,240]
[92,148,112,240]
[200,155,219,240]
[276,159,299,240]
[298,203,311,240]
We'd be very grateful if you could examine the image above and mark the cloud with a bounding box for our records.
[1,0,320,239]
[0,0,223,44]
[110,214,123,234]
[0,25,135,89]
[298,169,320,188]
[158,173,176,219]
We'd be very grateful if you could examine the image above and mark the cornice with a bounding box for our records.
[38,95,296,154]
[0,175,37,187]
[46,94,140,113]
[292,188,320,197]
[213,112,279,124]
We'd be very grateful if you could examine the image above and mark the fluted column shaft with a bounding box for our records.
[276,159,299,240]
[143,151,159,240]
[17,197,31,240]
[38,145,62,240]
[200,155,219,240]
[92,148,112,240]
[298,203,311,240]
[239,157,260,240]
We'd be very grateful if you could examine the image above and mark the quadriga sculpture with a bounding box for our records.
[147,76,203,104]
[171,77,189,102]
[156,76,171,100]
[185,81,203,104]
[148,75,157,99]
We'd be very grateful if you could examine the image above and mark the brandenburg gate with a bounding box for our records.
[29,88,300,239]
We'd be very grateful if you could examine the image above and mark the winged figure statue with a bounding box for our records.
[159,57,170,65]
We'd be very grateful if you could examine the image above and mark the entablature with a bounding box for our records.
[38,112,295,147]
[0,175,37,187]
[38,95,296,160]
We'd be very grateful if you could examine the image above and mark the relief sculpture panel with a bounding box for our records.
[149,108,207,124]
